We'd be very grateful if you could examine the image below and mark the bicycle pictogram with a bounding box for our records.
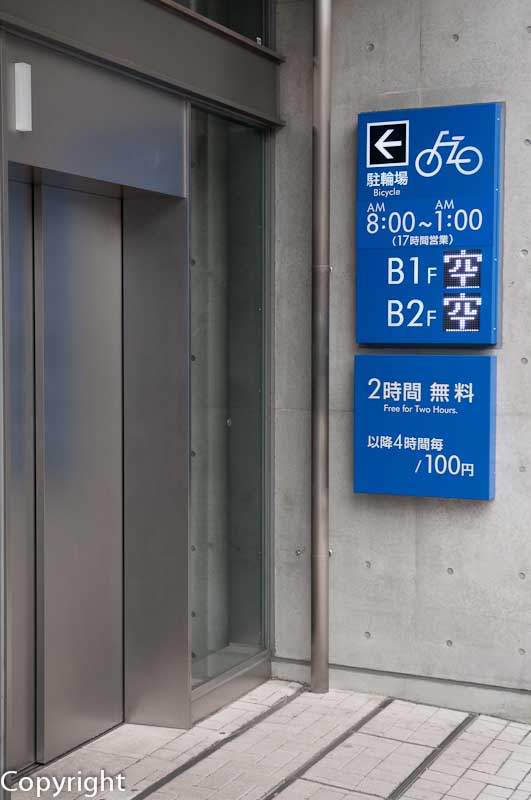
[415,130,483,177]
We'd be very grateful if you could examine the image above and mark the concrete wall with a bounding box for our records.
[273,0,531,715]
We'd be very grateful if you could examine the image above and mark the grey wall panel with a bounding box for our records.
[5,36,185,197]
[5,178,35,772]
[123,192,190,728]
[36,184,123,763]
[0,0,280,125]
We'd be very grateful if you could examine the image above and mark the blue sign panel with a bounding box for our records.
[356,103,504,345]
[354,354,496,500]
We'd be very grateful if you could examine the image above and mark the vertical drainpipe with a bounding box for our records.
[311,0,332,693]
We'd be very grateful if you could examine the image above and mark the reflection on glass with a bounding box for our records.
[190,109,265,686]
[180,0,266,43]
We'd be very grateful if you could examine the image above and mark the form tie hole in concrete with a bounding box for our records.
[364,631,372,639]
[447,567,454,575]
[521,357,528,365]
[446,640,453,647]
[452,33,460,42]
[519,648,526,656]
[519,465,527,473]
[365,560,371,569]
[525,139,531,146]
[521,249,529,257]
[519,572,526,580]
[366,43,375,52]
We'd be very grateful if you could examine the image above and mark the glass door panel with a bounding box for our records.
[190,109,265,686]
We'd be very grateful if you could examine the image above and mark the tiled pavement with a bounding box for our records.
[401,715,531,800]
[144,689,386,800]
[20,680,301,800]
[279,701,467,800]
[275,707,531,800]
[17,682,531,800]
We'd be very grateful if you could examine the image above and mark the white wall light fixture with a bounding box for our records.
[15,62,32,132]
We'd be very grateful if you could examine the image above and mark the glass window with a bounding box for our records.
[190,108,265,686]
[180,0,266,44]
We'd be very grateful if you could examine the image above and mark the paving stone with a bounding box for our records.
[465,772,519,790]
[416,775,456,793]
[423,770,460,789]
[83,725,184,759]
[275,779,372,799]
[498,728,531,746]
[448,777,487,799]
[496,763,530,781]
[404,788,445,800]
[477,789,513,800]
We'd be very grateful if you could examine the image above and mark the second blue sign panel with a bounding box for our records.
[356,103,504,345]
[354,354,496,500]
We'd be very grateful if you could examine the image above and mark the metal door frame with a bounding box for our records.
[0,34,192,775]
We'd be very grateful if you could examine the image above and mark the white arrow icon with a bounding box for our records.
[374,128,402,159]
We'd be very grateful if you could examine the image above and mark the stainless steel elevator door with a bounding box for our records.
[36,183,123,763]
[6,177,36,772]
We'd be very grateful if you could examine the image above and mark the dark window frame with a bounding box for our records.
[150,0,278,55]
